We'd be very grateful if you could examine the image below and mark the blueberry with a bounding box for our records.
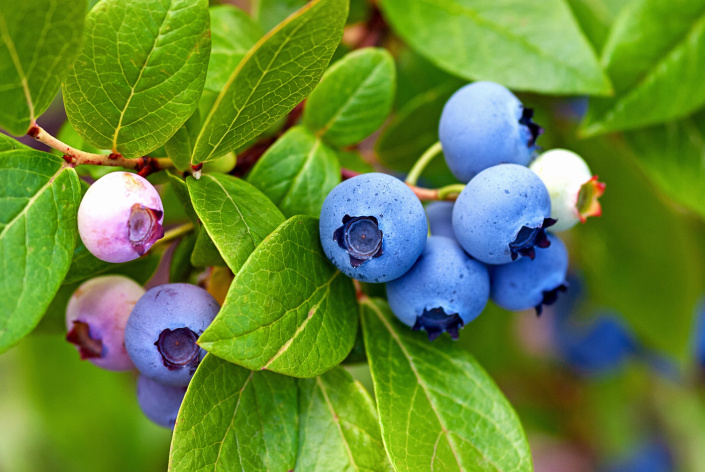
[78,171,165,263]
[386,236,489,340]
[136,375,187,429]
[529,149,605,232]
[439,81,542,183]
[490,234,568,314]
[425,201,455,240]
[604,439,672,472]
[319,173,427,283]
[554,312,635,377]
[125,283,219,386]
[452,164,554,264]
[65,275,144,371]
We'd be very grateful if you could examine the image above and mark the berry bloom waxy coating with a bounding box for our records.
[453,164,554,265]
[65,275,144,371]
[137,375,187,429]
[125,283,219,386]
[529,149,605,232]
[78,171,164,263]
[439,81,542,183]
[387,236,490,340]
[490,234,569,314]
[320,173,427,283]
[425,201,456,240]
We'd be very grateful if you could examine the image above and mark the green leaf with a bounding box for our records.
[623,110,705,222]
[296,366,393,471]
[206,5,262,93]
[0,0,85,135]
[62,238,163,285]
[164,110,201,172]
[303,48,396,148]
[191,0,348,165]
[253,0,308,32]
[166,170,198,223]
[564,0,632,52]
[170,231,198,283]
[170,355,298,471]
[63,0,211,158]
[186,172,284,272]
[199,216,358,378]
[191,226,227,268]
[378,0,611,95]
[376,81,459,186]
[0,134,81,352]
[337,149,374,174]
[361,298,533,472]
[581,0,705,136]
[247,126,340,218]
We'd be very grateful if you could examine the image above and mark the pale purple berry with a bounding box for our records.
[65,275,145,371]
[78,172,164,263]
[137,375,187,429]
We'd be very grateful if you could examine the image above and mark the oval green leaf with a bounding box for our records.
[186,172,285,273]
[361,297,533,472]
[379,0,611,95]
[191,0,348,165]
[296,366,393,471]
[206,5,262,93]
[581,0,705,136]
[164,110,201,172]
[63,0,211,158]
[0,134,81,353]
[170,355,298,472]
[303,48,396,148]
[247,126,340,218]
[198,216,358,378]
[0,0,85,135]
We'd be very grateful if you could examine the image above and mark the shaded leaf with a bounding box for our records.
[581,0,705,135]
[170,355,298,472]
[186,172,284,272]
[247,126,340,218]
[191,0,348,164]
[164,110,201,172]
[191,226,227,268]
[63,0,210,158]
[206,5,262,93]
[303,48,396,148]
[199,216,358,378]
[379,0,611,95]
[0,0,85,135]
[296,366,393,471]
[253,0,308,32]
[361,297,533,472]
[0,134,81,352]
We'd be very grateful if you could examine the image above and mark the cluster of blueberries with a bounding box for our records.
[320,81,604,340]
[68,172,218,428]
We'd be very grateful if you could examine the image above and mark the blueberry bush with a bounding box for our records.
[2,0,705,471]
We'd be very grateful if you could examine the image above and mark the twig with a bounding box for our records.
[27,124,173,177]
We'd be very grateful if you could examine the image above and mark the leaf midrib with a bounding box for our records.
[365,298,507,472]
[0,10,34,123]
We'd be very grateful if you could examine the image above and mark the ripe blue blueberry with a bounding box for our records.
[554,311,635,377]
[425,201,455,240]
[137,375,187,429]
[452,164,554,264]
[65,275,144,371]
[604,439,672,472]
[125,283,220,386]
[78,172,164,263]
[319,173,427,283]
[439,81,542,183]
[386,236,489,340]
[490,234,568,314]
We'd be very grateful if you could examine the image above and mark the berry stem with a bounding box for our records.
[340,167,461,202]
[27,123,173,173]
[153,222,194,247]
[405,141,443,186]
[436,184,465,200]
